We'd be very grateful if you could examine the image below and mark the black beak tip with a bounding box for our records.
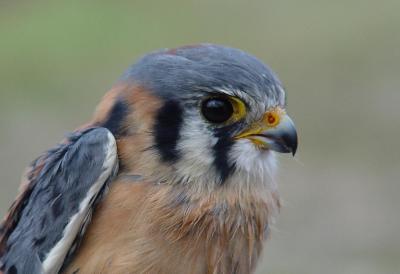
[292,146,297,156]
[281,131,298,156]
[291,135,298,156]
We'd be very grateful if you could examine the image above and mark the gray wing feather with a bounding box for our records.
[0,127,118,274]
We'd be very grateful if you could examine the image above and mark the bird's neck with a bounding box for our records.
[148,182,280,273]
[63,176,279,274]
[115,145,281,272]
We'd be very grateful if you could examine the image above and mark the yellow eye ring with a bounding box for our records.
[200,95,247,125]
[228,96,247,123]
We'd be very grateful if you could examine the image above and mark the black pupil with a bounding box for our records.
[202,98,233,123]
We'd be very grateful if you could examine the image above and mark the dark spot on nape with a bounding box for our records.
[213,137,235,184]
[101,99,130,137]
[8,265,17,274]
[33,236,46,247]
[154,100,183,162]
[51,196,64,218]
[72,268,80,274]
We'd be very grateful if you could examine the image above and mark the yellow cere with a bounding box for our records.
[234,107,285,140]
[248,137,267,148]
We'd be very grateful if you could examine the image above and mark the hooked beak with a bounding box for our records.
[235,108,298,156]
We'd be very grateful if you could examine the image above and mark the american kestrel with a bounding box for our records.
[0,44,297,274]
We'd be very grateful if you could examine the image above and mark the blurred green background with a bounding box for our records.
[1,1,399,273]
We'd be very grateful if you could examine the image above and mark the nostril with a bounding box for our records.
[267,113,276,125]
[263,108,283,127]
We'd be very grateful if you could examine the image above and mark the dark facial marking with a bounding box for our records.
[101,99,130,137]
[154,100,183,162]
[8,265,17,274]
[213,136,235,184]
[211,123,238,184]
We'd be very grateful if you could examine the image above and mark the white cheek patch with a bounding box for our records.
[165,112,279,190]
[230,139,278,190]
[174,116,219,183]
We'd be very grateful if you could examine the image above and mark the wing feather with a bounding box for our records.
[0,127,118,274]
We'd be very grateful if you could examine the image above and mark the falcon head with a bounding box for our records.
[0,44,297,274]
[94,44,297,190]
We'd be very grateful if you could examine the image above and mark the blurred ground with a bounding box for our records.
[0,1,399,273]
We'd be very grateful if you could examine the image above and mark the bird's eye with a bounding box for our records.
[201,97,234,123]
[201,96,247,124]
